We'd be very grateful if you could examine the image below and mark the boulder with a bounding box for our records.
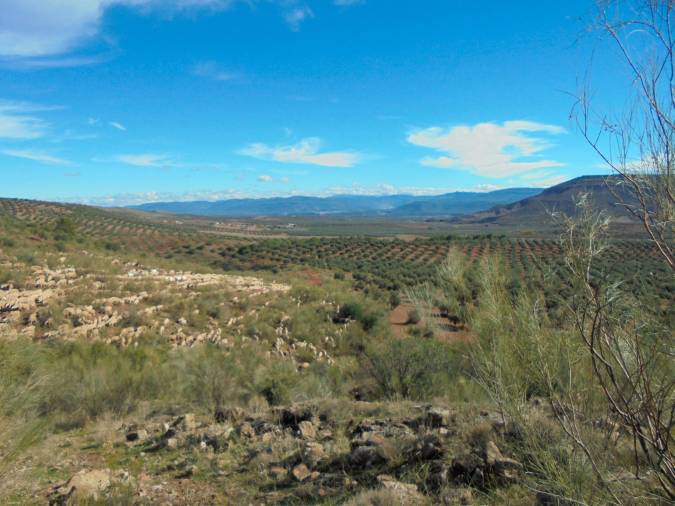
[425,407,452,428]
[349,445,389,469]
[409,434,444,461]
[376,475,424,504]
[301,441,326,469]
[49,469,111,504]
[484,440,523,481]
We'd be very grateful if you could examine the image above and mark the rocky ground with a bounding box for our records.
[2,399,534,505]
[0,252,347,367]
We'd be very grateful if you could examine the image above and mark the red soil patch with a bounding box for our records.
[389,304,476,343]
[302,269,323,287]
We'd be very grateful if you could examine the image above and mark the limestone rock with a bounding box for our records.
[49,469,111,504]
[292,463,311,482]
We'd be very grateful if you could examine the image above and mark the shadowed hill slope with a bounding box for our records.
[453,176,638,225]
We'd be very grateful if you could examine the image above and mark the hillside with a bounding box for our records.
[129,188,542,218]
[454,175,636,225]
[389,188,541,216]
[1,196,672,505]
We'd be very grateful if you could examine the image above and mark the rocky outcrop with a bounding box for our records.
[49,469,111,505]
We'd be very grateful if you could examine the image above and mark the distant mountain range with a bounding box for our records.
[129,188,543,218]
[454,175,635,225]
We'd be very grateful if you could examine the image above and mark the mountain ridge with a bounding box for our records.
[128,188,543,217]
[453,175,636,225]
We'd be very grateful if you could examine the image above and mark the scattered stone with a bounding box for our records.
[238,422,256,439]
[349,445,389,469]
[164,437,179,450]
[425,407,451,428]
[376,475,424,504]
[173,413,197,431]
[410,433,444,461]
[484,441,522,481]
[450,440,522,486]
[301,441,325,468]
[292,463,312,482]
[49,469,111,504]
[298,420,317,439]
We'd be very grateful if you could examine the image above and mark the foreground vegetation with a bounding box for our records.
[0,191,672,504]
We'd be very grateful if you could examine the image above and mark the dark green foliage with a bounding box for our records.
[52,217,76,241]
[362,338,459,399]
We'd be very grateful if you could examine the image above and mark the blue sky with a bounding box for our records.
[0,0,622,205]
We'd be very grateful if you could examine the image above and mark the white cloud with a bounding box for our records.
[1,148,71,165]
[240,137,360,168]
[0,1,321,59]
[0,0,236,58]
[109,121,126,131]
[257,174,273,182]
[115,153,174,167]
[66,182,517,207]
[408,120,566,178]
[0,100,53,139]
[284,5,313,31]
[191,61,238,81]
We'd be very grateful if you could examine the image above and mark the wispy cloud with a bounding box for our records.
[1,148,71,165]
[0,54,109,70]
[408,120,566,178]
[191,61,239,81]
[284,5,313,31]
[109,121,126,131]
[334,0,365,6]
[0,100,55,139]
[115,153,174,168]
[257,174,273,182]
[240,137,361,168]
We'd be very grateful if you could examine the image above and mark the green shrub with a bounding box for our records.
[253,359,301,405]
[362,338,458,400]
[406,308,421,324]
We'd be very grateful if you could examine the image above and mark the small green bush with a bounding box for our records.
[362,338,459,400]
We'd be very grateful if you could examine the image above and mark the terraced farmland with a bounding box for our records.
[2,198,672,311]
[214,236,674,304]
